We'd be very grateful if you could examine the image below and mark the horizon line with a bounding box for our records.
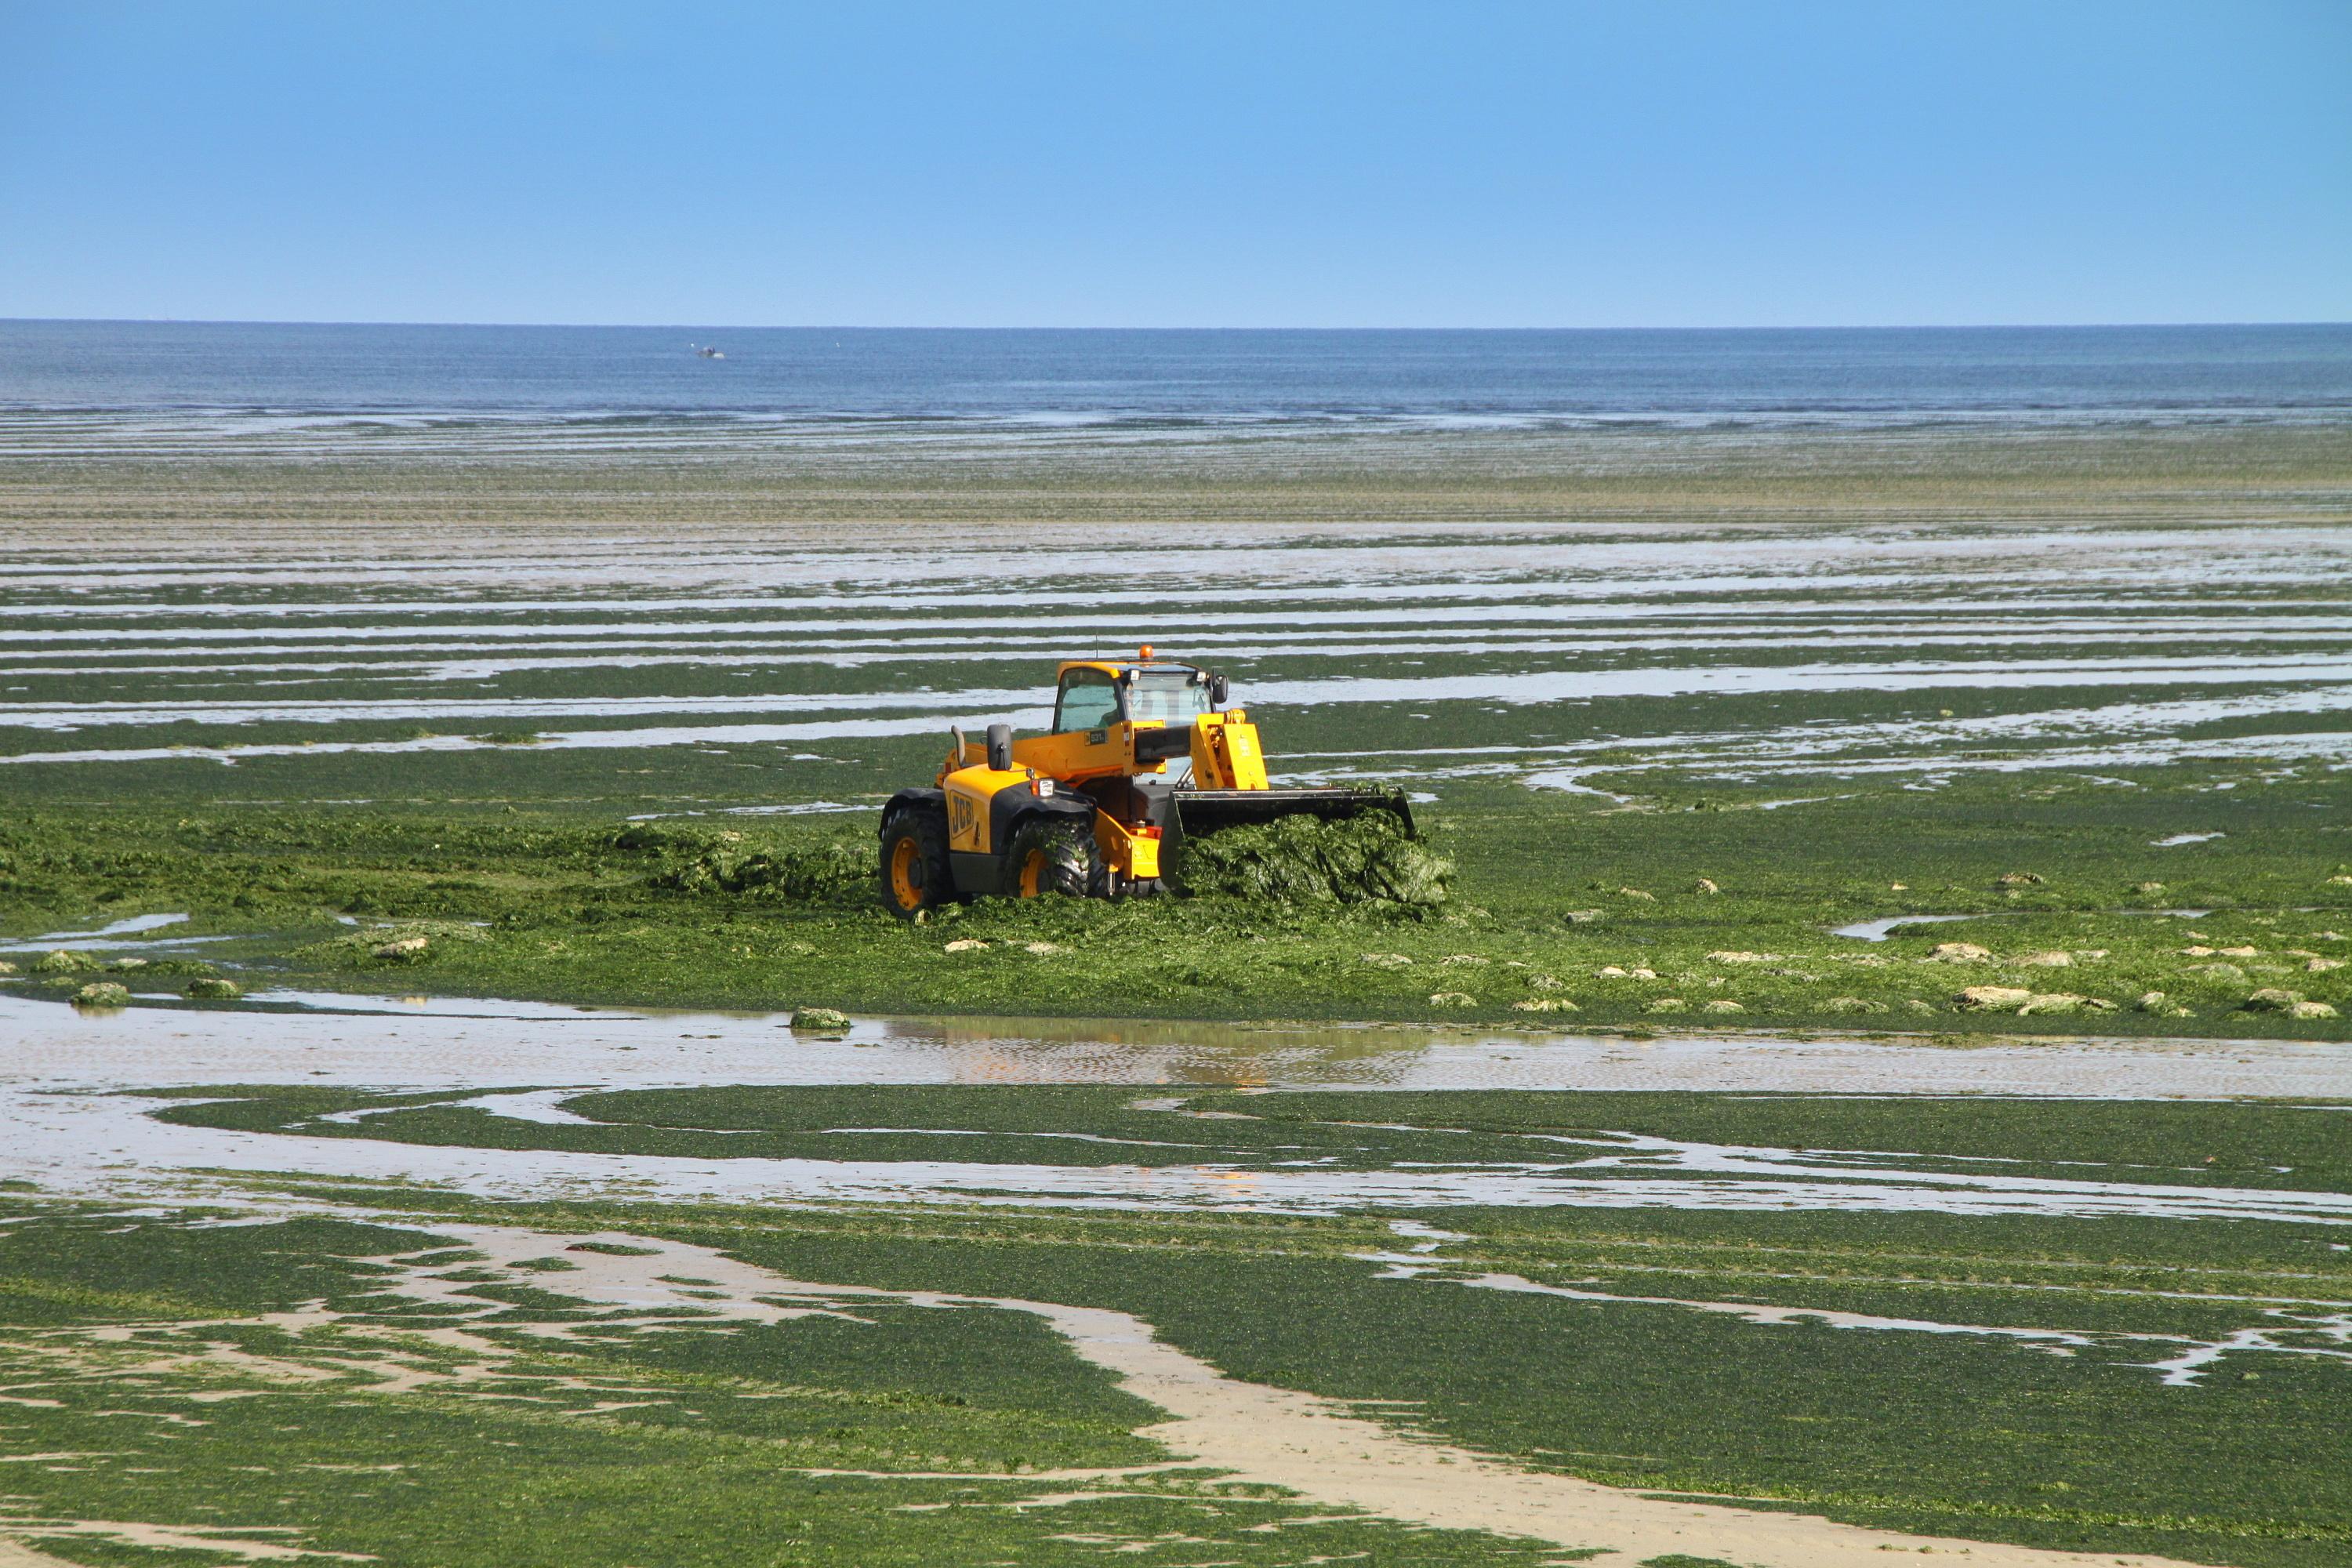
[7,316,2350,334]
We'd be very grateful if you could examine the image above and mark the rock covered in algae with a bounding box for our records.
[73,981,132,1008]
[788,1007,852,1033]
[2214,988,2332,1018]
[2017,993,2089,1016]
[1822,996,1886,1014]
[34,949,100,975]
[1173,813,1450,907]
[185,977,242,1000]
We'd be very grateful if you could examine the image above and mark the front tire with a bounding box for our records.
[1004,816,1094,899]
[879,808,951,918]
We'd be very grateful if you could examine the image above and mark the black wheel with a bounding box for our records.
[1004,816,1094,899]
[879,808,952,918]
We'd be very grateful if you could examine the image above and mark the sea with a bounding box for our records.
[2,321,2349,455]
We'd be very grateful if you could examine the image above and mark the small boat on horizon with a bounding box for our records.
[689,343,725,359]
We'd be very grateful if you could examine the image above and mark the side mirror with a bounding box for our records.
[1209,673,1230,708]
[985,722,1013,772]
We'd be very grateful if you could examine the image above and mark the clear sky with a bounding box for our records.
[2,2,2346,328]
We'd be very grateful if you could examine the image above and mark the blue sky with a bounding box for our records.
[2,2,2346,327]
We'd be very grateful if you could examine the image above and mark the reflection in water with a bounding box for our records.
[5,982,2351,1225]
[4,987,2348,1101]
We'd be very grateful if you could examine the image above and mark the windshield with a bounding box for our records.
[1125,670,1214,724]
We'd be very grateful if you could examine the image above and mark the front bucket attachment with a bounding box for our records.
[1171,786,1415,839]
[1162,786,1416,895]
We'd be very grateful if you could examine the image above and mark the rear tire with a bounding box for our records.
[1004,817,1094,899]
[879,808,951,918]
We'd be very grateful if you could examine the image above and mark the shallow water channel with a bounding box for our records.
[5,985,2351,1223]
[7,984,2348,1098]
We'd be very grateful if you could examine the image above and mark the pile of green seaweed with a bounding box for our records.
[648,833,871,904]
[1173,811,1451,907]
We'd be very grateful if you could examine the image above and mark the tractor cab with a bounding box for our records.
[1051,657,1227,736]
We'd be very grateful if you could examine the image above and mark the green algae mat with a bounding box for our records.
[5,763,2347,1036]
[3,1083,2349,1566]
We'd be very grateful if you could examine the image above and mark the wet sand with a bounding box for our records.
[7,512,2348,796]
[9,419,2349,525]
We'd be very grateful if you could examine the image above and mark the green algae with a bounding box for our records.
[21,1070,2352,1568]
[0,1201,1573,1568]
[1174,811,1453,906]
[2,764,2347,1036]
[155,1082,2352,1192]
[655,833,872,903]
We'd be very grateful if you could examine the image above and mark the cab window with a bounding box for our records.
[1127,671,1212,724]
[1054,670,1120,733]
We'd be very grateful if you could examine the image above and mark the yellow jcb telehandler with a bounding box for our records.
[877,649,1412,915]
